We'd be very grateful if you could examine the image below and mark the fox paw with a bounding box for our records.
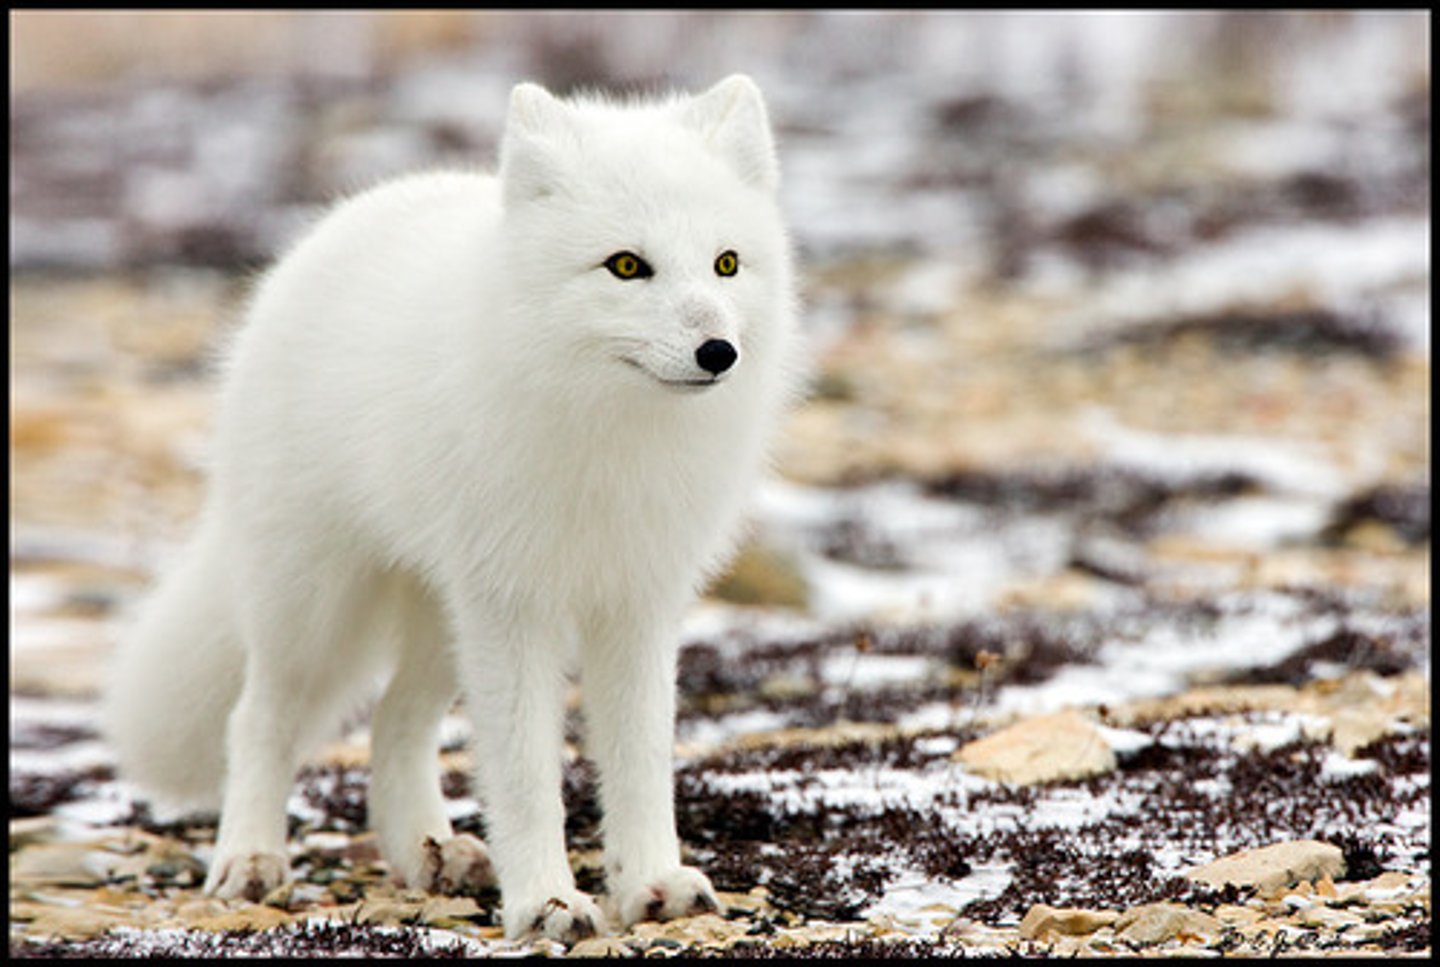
[204,850,290,902]
[416,834,496,895]
[507,889,607,944]
[616,866,720,927]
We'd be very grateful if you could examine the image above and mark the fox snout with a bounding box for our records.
[695,338,738,375]
[680,296,739,377]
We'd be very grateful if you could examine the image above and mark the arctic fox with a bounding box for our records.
[102,75,801,942]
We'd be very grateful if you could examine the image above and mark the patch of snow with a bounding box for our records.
[1052,217,1431,345]
[1095,723,1154,757]
[866,863,1007,923]
[1082,409,1353,499]
[992,593,1343,715]
[677,708,794,752]
[1163,494,1335,549]
[10,740,112,776]
[1321,751,1379,778]
[52,783,140,828]
[821,652,937,689]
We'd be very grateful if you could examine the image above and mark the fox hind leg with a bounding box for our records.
[204,560,388,900]
[370,582,494,895]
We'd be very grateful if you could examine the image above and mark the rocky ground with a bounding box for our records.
[9,10,1431,959]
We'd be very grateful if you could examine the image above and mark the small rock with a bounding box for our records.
[21,906,131,940]
[1114,902,1222,945]
[175,897,230,922]
[569,936,637,957]
[12,843,113,887]
[1183,839,1345,895]
[1294,904,1362,930]
[420,895,486,927]
[1282,887,1316,908]
[955,708,1116,784]
[1360,870,1417,902]
[1019,903,1118,940]
[1325,708,1394,757]
[187,905,296,933]
[1213,903,1264,926]
[628,912,743,949]
[716,888,770,917]
[355,898,424,926]
[9,815,60,849]
[706,539,809,609]
[328,877,365,903]
[261,880,296,910]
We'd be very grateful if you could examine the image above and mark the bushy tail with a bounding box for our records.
[102,528,244,812]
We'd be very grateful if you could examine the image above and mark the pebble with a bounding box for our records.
[954,708,1116,784]
[353,898,424,926]
[569,935,638,957]
[185,904,296,933]
[1019,903,1118,939]
[1114,902,1223,945]
[9,816,60,849]
[1295,905,1363,930]
[1184,839,1346,895]
[12,843,115,888]
[419,895,486,927]
[17,905,132,940]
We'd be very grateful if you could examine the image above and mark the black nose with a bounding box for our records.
[695,339,737,376]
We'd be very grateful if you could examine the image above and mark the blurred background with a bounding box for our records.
[7,11,1432,953]
[9,7,1431,726]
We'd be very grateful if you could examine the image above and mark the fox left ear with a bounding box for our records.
[500,82,574,207]
[682,74,780,193]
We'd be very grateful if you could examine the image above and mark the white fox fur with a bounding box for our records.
[102,75,801,942]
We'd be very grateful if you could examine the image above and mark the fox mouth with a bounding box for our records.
[619,356,725,392]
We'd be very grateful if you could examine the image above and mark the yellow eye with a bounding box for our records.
[715,250,739,277]
[604,251,652,280]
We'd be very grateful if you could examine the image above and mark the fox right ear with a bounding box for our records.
[500,82,572,207]
[507,82,568,137]
[682,74,780,194]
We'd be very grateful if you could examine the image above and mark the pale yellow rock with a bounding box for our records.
[1324,708,1393,756]
[1213,903,1265,926]
[11,842,114,887]
[9,815,60,850]
[1360,870,1417,899]
[420,895,486,927]
[625,912,745,949]
[735,720,900,752]
[1114,902,1222,945]
[568,936,636,958]
[714,888,771,917]
[354,898,426,926]
[1294,904,1363,929]
[175,897,231,922]
[1019,903,1119,939]
[186,904,297,932]
[1112,684,1303,726]
[261,880,296,910]
[1184,839,1345,895]
[954,708,1116,784]
[20,905,131,940]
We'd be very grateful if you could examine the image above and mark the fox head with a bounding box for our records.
[494,75,794,400]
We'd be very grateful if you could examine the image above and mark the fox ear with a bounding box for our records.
[683,74,779,193]
[500,82,573,207]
